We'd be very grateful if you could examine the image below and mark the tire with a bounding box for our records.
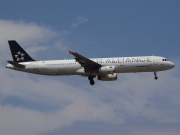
[90,80,95,85]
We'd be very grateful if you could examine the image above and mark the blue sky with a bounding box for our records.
[0,1,180,135]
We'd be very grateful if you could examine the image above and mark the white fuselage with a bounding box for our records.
[6,56,175,76]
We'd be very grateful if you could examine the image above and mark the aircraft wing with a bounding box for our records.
[69,51,101,72]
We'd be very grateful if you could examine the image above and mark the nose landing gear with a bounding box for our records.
[88,76,95,85]
[154,72,158,80]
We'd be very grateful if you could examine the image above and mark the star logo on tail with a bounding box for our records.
[15,51,25,61]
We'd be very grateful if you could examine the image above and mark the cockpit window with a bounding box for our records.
[162,59,168,61]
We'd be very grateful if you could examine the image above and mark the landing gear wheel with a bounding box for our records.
[154,72,158,80]
[88,75,95,85]
[90,80,95,85]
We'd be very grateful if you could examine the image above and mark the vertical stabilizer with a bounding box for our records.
[8,40,35,62]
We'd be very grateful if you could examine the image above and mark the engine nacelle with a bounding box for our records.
[99,66,115,74]
[98,73,117,81]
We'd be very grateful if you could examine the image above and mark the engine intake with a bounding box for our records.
[98,73,117,81]
[99,66,115,74]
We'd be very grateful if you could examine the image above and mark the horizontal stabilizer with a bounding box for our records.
[7,61,25,68]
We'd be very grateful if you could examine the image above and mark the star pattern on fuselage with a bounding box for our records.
[15,51,25,61]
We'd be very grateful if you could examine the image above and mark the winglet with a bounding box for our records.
[68,50,73,54]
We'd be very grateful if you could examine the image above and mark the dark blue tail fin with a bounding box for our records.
[8,40,35,62]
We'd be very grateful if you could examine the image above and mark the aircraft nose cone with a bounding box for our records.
[169,62,175,68]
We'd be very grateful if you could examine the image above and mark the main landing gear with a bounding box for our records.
[88,75,95,85]
[154,72,158,80]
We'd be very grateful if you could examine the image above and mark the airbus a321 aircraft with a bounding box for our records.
[6,40,175,85]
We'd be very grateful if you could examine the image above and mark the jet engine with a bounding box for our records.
[99,66,115,74]
[97,73,117,81]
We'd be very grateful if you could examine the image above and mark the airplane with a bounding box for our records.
[6,40,175,85]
